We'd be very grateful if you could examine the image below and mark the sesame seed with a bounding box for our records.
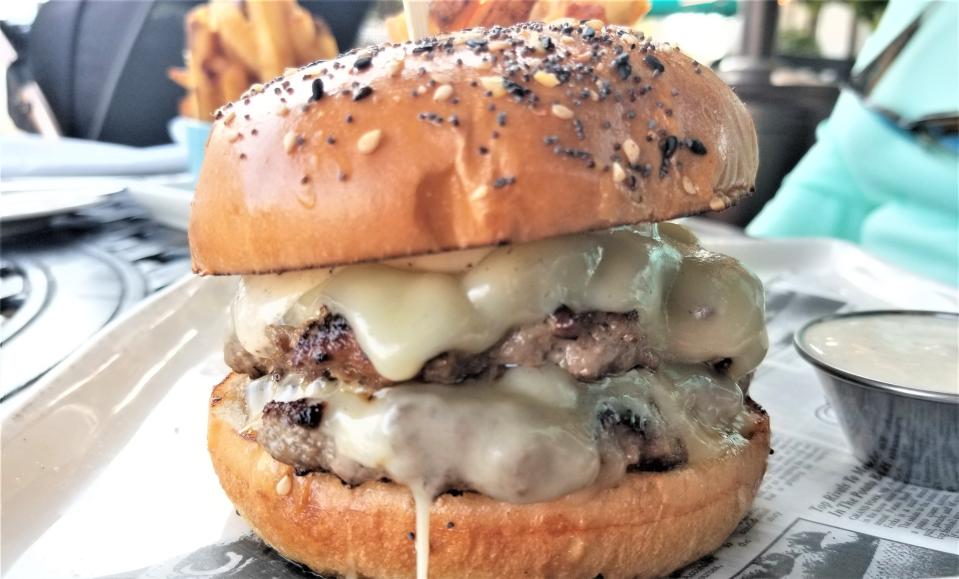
[688,139,708,155]
[249,83,264,93]
[433,84,454,102]
[227,130,243,143]
[353,86,374,101]
[479,146,489,155]
[612,162,626,183]
[353,54,373,70]
[407,532,415,541]
[222,110,236,126]
[488,40,511,52]
[275,475,292,496]
[644,54,665,74]
[447,521,455,529]
[297,188,315,208]
[470,185,489,201]
[283,131,299,153]
[275,104,289,117]
[661,135,679,159]
[310,78,324,101]
[534,70,560,88]
[480,76,506,97]
[551,104,574,120]
[497,112,507,126]
[386,58,405,77]
[357,129,382,154]
[709,197,726,211]
[683,176,697,195]
[613,53,632,80]
[623,138,640,164]
[585,19,604,30]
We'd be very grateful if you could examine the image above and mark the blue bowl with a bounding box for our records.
[169,116,212,178]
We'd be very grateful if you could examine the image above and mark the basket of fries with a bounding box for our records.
[168,0,338,174]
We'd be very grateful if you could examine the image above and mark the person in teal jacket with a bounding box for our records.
[747,0,959,286]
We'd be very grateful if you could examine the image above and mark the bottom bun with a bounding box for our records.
[209,372,770,579]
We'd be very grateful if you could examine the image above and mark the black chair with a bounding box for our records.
[23,0,370,147]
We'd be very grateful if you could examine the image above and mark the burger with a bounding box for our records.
[190,19,768,579]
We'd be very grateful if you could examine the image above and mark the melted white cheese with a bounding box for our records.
[232,224,767,382]
[245,364,748,504]
[234,269,333,356]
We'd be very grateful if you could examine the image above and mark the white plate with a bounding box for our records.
[2,238,956,578]
[0,178,124,222]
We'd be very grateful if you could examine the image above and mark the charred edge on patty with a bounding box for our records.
[256,398,689,485]
[227,306,661,387]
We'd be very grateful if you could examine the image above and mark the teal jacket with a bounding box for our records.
[747,0,959,286]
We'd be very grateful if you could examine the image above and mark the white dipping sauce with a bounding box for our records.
[802,314,959,395]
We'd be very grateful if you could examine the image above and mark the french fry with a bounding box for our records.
[208,1,260,75]
[469,0,534,28]
[215,58,252,104]
[246,0,296,80]
[288,5,317,64]
[312,18,339,60]
[386,11,410,42]
[601,0,651,26]
[186,6,222,119]
[430,0,475,31]
[388,0,653,43]
[168,66,191,89]
[173,0,340,120]
[178,91,198,118]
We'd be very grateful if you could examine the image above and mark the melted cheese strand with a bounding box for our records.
[412,484,431,579]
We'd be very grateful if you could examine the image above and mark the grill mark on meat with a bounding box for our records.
[599,405,688,472]
[287,314,392,386]
[263,399,325,429]
[258,397,379,483]
[226,307,660,387]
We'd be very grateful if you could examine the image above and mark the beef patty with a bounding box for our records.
[226,307,660,388]
[256,396,688,485]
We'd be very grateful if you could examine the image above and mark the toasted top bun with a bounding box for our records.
[190,21,758,275]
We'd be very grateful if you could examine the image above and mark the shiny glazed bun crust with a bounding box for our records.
[189,21,758,274]
[208,373,770,579]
